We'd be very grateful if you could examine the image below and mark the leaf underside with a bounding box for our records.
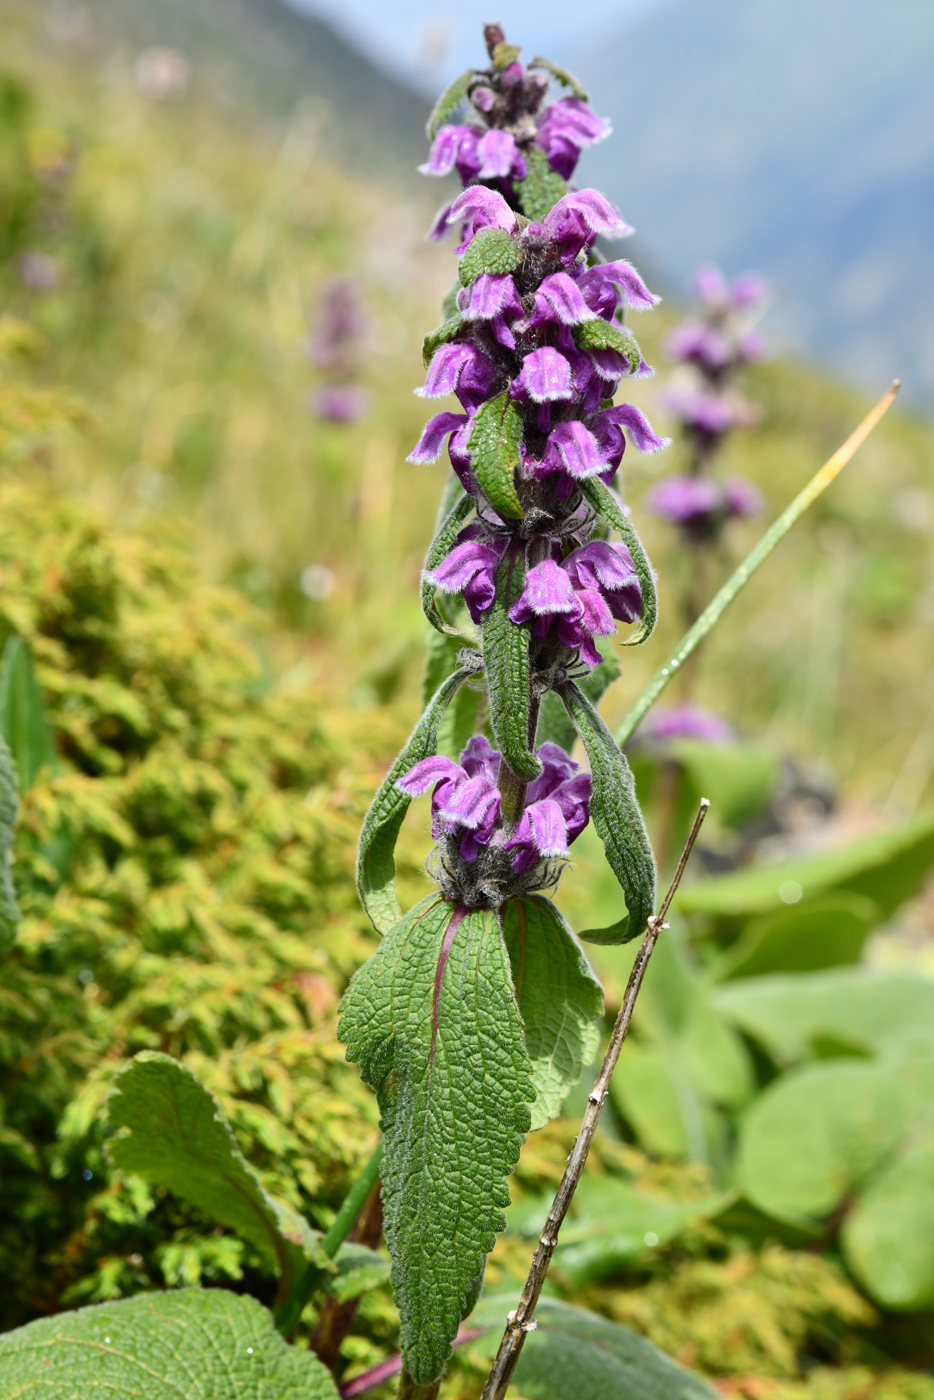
[502,896,603,1128]
[573,319,642,377]
[340,895,533,1384]
[483,548,542,781]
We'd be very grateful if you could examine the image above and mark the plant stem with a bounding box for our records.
[478,799,711,1400]
[311,1174,385,1369]
[614,381,900,749]
[275,1139,384,1336]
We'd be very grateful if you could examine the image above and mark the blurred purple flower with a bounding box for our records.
[641,704,734,744]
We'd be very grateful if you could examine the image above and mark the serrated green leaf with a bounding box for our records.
[421,489,474,634]
[537,653,620,752]
[560,682,655,943]
[484,547,541,782]
[0,1288,339,1399]
[0,734,19,953]
[458,227,523,288]
[492,42,522,68]
[468,1295,719,1399]
[469,392,525,521]
[528,55,591,101]
[107,1052,319,1291]
[422,312,466,369]
[579,477,657,644]
[0,634,58,790]
[426,68,474,140]
[515,145,569,222]
[357,668,472,934]
[331,1241,392,1303]
[573,319,642,377]
[340,896,533,1384]
[502,896,603,1128]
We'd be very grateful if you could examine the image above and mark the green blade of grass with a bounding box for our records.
[615,381,900,749]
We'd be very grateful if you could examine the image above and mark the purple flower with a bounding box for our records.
[543,190,634,250]
[417,342,497,410]
[17,252,58,290]
[642,705,734,745]
[314,385,367,423]
[577,261,660,318]
[666,321,731,373]
[460,273,523,323]
[309,278,369,423]
[531,271,595,327]
[535,97,611,180]
[540,421,607,481]
[509,542,642,667]
[511,347,575,404]
[424,529,509,623]
[723,476,764,518]
[647,473,762,528]
[447,187,517,240]
[694,264,729,306]
[504,744,592,871]
[419,124,482,181]
[476,129,527,180]
[407,410,469,464]
[663,385,757,438]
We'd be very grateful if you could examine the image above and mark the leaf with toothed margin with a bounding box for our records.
[106,1053,323,1294]
[340,896,533,1385]
[422,312,466,369]
[483,547,542,782]
[459,228,523,288]
[468,392,524,521]
[579,477,658,645]
[502,896,603,1128]
[425,68,474,140]
[560,681,656,944]
[536,651,621,752]
[529,55,591,101]
[421,490,475,634]
[573,319,643,377]
[515,146,569,222]
[0,1289,340,1400]
[356,669,473,934]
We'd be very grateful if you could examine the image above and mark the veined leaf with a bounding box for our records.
[468,391,525,520]
[0,633,58,789]
[528,55,591,101]
[573,319,642,377]
[421,489,474,634]
[0,1289,338,1399]
[515,146,569,222]
[484,547,542,781]
[537,652,620,752]
[502,896,603,1128]
[560,682,656,943]
[422,312,466,369]
[107,1052,320,1291]
[468,1295,719,1399]
[426,68,473,140]
[357,667,473,934]
[459,228,523,288]
[340,896,533,1384]
[0,734,19,953]
[579,477,657,644]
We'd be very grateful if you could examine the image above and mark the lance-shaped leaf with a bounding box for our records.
[537,652,621,752]
[422,312,466,369]
[426,68,473,139]
[515,146,569,222]
[528,55,591,101]
[573,319,642,377]
[106,1053,322,1292]
[468,391,524,521]
[560,681,656,944]
[579,477,658,645]
[502,897,603,1128]
[357,667,473,934]
[0,1289,339,1400]
[0,735,19,953]
[340,895,533,1385]
[421,489,474,634]
[459,228,523,288]
[0,634,58,790]
[483,547,542,782]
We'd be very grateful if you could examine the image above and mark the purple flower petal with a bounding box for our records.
[548,772,593,843]
[511,347,575,404]
[730,271,769,309]
[528,743,578,802]
[427,201,454,241]
[537,97,611,150]
[563,540,637,592]
[437,774,501,831]
[407,411,469,463]
[578,260,660,315]
[644,705,734,744]
[597,403,670,454]
[531,271,594,326]
[574,587,617,637]
[544,190,634,242]
[417,343,497,406]
[647,475,722,524]
[724,476,764,518]
[397,755,464,796]
[504,798,570,872]
[460,734,500,782]
[543,421,607,480]
[694,264,729,305]
[419,124,481,177]
[509,558,581,623]
[462,272,523,322]
[448,187,517,236]
[476,129,526,179]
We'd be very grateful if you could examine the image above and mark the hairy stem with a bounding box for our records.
[479,800,711,1400]
[614,381,900,748]
[497,691,541,830]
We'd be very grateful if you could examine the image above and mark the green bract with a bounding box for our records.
[468,392,526,520]
[484,549,542,782]
[458,227,523,287]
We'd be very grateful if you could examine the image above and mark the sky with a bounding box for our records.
[284,0,672,91]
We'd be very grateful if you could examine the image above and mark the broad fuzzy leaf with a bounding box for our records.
[579,477,657,644]
[422,312,466,369]
[0,1288,338,1399]
[468,392,525,520]
[573,319,642,377]
[537,651,621,752]
[0,634,58,790]
[357,668,473,934]
[340,896,533,1383]
[515,145,569,222]
[484,547,542,781]
[0,734,19,952]
[528,55,591,101]
[459,228,523,288]
[469,1295,719,1399]
[426,68,473,139]
[560,682,656,943]
[501,897,603,1128]
[421,489,474,634]
[107,1052,319,1289]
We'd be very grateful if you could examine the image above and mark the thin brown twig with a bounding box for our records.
[479,798,711,1400]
